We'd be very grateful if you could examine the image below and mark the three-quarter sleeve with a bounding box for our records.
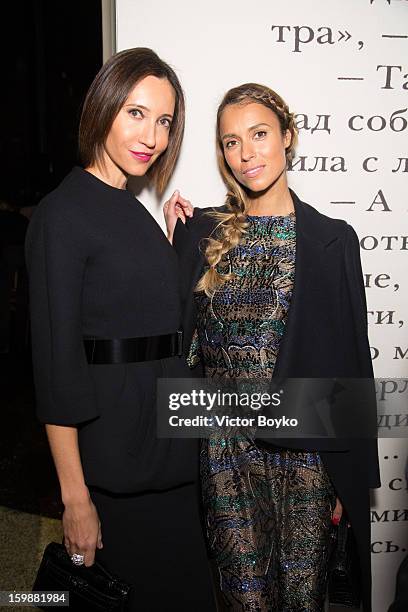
[25,202,98,425]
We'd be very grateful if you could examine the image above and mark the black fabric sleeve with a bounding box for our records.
[173,217,191,258]
[173,212,209,305]
[344,224,372,374]
[173,206,219,258]
[344,223,381,489]
[25,203,98,425]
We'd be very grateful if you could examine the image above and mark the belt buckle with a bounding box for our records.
[83,337,97,364]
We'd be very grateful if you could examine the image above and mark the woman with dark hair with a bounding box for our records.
[166,83,380,611]
[25,48,214,611]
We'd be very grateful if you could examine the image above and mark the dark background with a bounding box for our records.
[2,1,102,206]
[1,0,103,517]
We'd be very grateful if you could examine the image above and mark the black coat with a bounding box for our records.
[173,189,381,612]
[25,166,200,493]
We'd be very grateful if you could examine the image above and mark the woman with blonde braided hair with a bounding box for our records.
[166,83,379,611]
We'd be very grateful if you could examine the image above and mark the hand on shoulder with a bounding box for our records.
[163,189,193,243]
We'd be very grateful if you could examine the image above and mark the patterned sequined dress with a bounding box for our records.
[189,213,336,612]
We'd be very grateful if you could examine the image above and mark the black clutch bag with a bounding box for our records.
[328,517,362,608]
[33,542,132,611]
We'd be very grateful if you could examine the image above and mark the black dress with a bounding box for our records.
[25,167,215,611]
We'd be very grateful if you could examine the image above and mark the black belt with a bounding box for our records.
[83,331,183,364]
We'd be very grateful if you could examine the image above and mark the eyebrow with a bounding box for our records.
[124,103,173,119]
[221,122,271,140]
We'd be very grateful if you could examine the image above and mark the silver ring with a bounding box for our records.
[71,553,85,566]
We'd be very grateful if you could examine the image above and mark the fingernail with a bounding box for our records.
[331,516,341,526]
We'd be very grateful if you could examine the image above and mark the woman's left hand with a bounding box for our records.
[163,189,193,244]
[331,497,343,526]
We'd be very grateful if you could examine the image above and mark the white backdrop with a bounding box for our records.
[115,1,408,609]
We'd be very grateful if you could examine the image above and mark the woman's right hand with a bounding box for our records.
[62,494,103,567]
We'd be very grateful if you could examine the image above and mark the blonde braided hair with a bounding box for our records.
[196,83,298,297]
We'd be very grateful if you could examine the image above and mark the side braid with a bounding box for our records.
[197,83,298,297]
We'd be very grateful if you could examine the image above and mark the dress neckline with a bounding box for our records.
[72,166,136,199]
[246,211,296,220]
[70,167,177,256]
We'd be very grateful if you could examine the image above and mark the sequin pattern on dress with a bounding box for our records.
[190,213,336,611]
[190,213,296,378]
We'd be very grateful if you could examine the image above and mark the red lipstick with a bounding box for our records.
[129,150,153,162]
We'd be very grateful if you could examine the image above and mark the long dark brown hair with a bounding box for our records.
[79,48,185,195]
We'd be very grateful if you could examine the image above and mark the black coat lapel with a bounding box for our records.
[174,210,217,355]
[273,190,343,377]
